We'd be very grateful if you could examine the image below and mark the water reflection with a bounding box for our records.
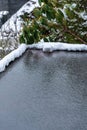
[0,51,87,130]
[24,51,87,103]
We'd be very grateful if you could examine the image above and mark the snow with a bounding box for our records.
[0,47,3,52]
[1,42,87,73]
[0,0,86,39]
[0,0,39,38]
[0,0,87,72]
[0,44,27,72]
[0,0,39,53]
[0,11,9,19]
[80,11,87,20]
[28,42,87,52]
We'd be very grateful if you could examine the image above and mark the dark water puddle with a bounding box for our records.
[0,50,87,130]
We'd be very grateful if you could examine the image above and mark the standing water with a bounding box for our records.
[0,50,87,130]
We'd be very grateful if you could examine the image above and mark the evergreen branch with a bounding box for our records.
[66,29,87,44]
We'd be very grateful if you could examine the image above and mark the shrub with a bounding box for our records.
[19,0,87,44]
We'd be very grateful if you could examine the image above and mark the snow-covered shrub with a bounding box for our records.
[19,0,87,44]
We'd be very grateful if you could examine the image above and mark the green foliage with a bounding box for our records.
[19,0,87,44]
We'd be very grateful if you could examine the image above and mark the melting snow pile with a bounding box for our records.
[1,42,87,73]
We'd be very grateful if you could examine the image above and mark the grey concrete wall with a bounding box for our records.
[0,0,28,14]
[0,0,28,27]
[8,0,28,15]
[0,0,9,11]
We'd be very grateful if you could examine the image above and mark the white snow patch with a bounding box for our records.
[80,11,87,20]
[0,42,87,73]
[0,44,27,72]
[28,42,87,52]
[0,47,3,50]
[0,11,9,19]
[0,0,39,38]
